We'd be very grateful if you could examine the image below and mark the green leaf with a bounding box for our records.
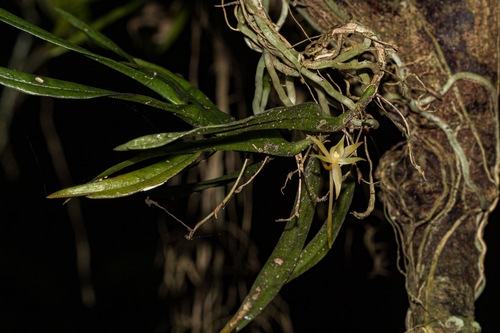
[132,58,234,125]
[0,7,232,126]
[0,66,218,125]
[115,103,351,151]
[47,153,199,199]
[142,131,311,157]
[220,158,320,332]
[87,150,171,183]
[54,7,232,125]
[55,8,134,62]
[48,0,145,58]
[0,8,183,105]
[286,174,355,282]
[0,66,115,98]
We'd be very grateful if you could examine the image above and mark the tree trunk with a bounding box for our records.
[300,0,499,331]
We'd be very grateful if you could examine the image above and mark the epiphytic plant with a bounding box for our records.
[0,0,400,330]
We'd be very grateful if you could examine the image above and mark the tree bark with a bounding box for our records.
[299,0,499,331]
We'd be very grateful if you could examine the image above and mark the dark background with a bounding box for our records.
[1,1,499,332]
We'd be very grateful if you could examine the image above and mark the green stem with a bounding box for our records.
[327,168,334,248]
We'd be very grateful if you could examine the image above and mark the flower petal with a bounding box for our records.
[330,163,343,199]
[338,156,365,165]
[308,135,331,159]
[311,154,333,170]
[310,154,333,164]
[343,141,363,158]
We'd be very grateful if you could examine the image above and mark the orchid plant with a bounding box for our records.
[0,5,376,332]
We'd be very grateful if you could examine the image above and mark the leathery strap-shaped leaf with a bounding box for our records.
[0,8,182,104]
[140,131,312,157]
[115,103,352,151]
[287,174,355,282]
[220,157,320,332]
[55,8,228,123]
[47,153,199,199]
[0,8,232,126]
[0,66,217,126]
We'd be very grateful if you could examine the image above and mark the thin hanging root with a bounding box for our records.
[236,156,269,193]
[187,158,250,239]
[281,169,299,195]
[285,0,311,43]
[146,196,193,232]
[280,152,307,195]
[352,136,376,219]
[276,154,304,222]
[146,159,249,239]
[377,94,426,179]
[276,176,302,222]
[281,147,328,202]
[280,152,302,195]
[216,0,240,32]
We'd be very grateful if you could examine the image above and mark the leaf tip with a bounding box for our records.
[113,144,128,151]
